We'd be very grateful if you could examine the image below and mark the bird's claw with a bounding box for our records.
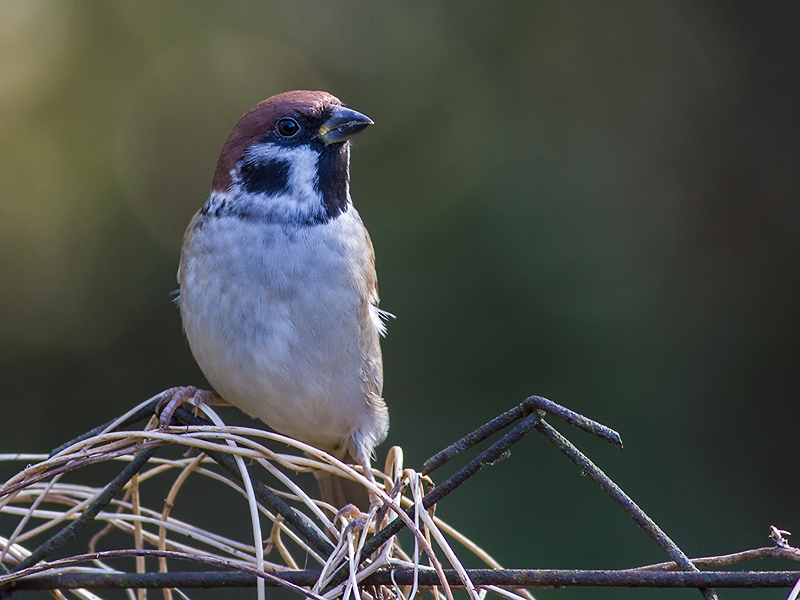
[335,503,363,522]
[156,386,216,428]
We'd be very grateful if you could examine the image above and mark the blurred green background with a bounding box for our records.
[1,2,799,598]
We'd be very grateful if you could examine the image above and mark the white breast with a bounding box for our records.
[179,206,386,452]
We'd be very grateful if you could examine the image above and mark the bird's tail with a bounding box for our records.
[314,448,371,511]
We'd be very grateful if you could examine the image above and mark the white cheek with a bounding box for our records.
[234,144,321,213]
[286,146,320,203]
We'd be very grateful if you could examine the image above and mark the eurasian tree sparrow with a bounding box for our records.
[177,91,389,509]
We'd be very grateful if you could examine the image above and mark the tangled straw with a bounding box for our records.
[0,394,534,600]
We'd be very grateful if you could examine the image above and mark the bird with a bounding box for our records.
[175,90,389,510]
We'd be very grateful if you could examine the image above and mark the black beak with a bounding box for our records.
[318,105,374,145]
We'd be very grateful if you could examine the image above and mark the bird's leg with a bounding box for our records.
[157,386,222,428]
[367,474,381,510]
[358,457,383,511]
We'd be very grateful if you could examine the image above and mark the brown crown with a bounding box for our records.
[210,90,342,193]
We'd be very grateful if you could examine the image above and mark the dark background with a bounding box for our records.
[1,2,799,599]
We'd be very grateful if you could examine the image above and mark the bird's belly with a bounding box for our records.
[179,217,379,450]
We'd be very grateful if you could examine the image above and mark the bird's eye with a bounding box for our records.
[276,118,300,138]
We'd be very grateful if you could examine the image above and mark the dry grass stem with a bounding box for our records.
[0,400,529,600]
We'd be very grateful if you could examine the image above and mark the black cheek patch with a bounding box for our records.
[240,158,291,196]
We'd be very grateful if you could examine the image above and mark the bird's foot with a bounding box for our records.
[334,504,378,537]
[335,503,363,523]
[156,386,219,428]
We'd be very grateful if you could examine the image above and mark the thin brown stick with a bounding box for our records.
[0,548,327,599]
[633,546,800,571]
[0,441,163,499]
[130,472,146,600]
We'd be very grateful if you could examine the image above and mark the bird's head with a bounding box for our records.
[206,91,373,226]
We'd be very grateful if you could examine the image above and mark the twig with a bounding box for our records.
[534,419,718,600]
[522,397,622,447]
[632,546,800,571]
[1,441,154,498]
[0,548,325,599]
[422,395,621,475]
[10,568,800,590]
[421,404,530,475]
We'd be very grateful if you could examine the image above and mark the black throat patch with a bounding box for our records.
[315,143,350,220]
